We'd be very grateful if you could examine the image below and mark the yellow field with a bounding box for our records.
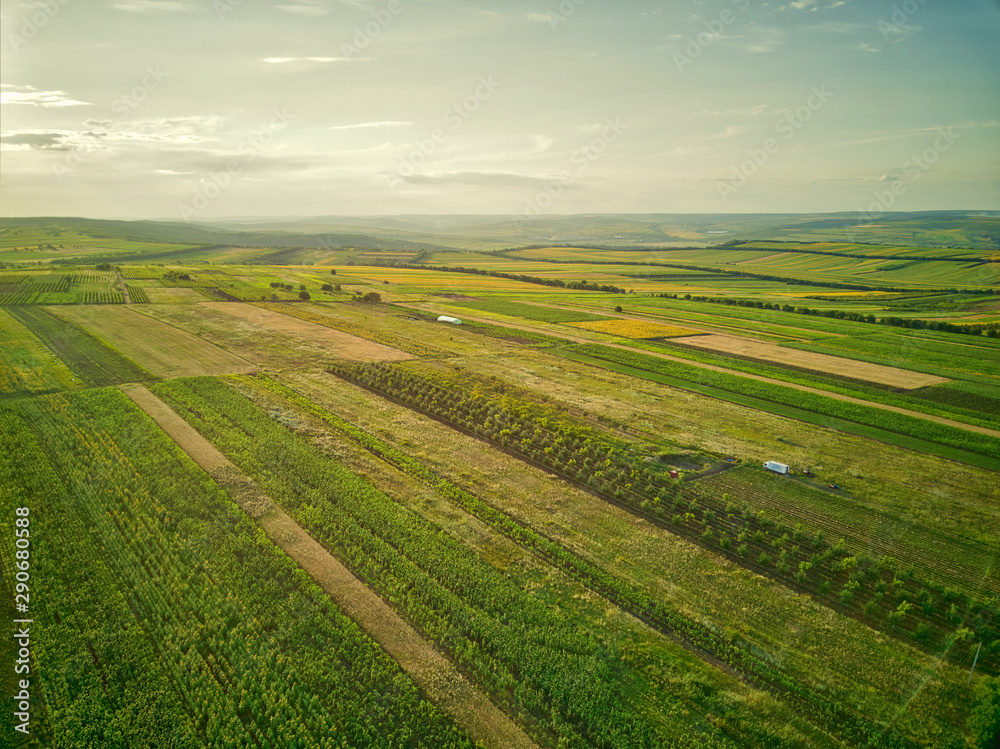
[565,318,700,339]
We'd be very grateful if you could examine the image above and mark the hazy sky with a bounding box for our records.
[1,0,998,220]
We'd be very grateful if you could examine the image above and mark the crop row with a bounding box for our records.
[245,373,929,748]
[152,375,739,749]
[0,389,474,748]
[0,290,39,305]
[127,285,151,303]
[82,291,125,304]
[564,343,1000,463]
[70,270,116,283]
[326,360,997,672]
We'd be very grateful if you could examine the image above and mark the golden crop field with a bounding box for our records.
[565,318,701,339]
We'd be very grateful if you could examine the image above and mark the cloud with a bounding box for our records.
[0,117,223,152]
[880,23,922,43]
[398,171,563,188]
[693,105,769,116]
[778,0,848,11]
[113,0,195,12]
[701,126,746,140]
[523,12,554,23]
[275,1,331,16]
[263,57,354,63]
[0,85,90,108]
[719,25,787,53]
[0,130,108,151]
[330,121,412,130]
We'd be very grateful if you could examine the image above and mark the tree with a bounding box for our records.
[330,269,337,275]
[362,291,381,303]
[298,291,311,301]
[321,283,333,291]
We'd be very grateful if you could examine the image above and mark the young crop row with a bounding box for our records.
[0,273,27,285]
[326,361,998,675]
[565,343,1000,464]
[0,389,474,749]
[0,290,40,305]
[244,373,934,749]
[117,266,165,279]
[252,302,451,358]
[81,291,125,304]
[70,270,116,283]
[152,375,739,749]
[126,285,151,304]
[19,275,71,294]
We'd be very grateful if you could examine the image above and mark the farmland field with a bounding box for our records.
[675,334,950,388]
[1,217,999,748]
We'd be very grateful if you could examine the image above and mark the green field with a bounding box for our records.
[2,216,999,748]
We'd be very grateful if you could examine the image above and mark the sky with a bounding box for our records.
[1,0,998,220]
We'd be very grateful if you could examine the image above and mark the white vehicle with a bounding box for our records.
[764,460,790,475]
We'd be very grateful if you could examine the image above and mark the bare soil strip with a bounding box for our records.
[122,384,538,749]
[401,303,1000,440]
[676,334,949,389]
[49,305,256,378]
[201,302,411,362]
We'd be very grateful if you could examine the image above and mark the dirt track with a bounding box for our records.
[122,384,538,749]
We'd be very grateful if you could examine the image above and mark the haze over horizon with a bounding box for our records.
[2,0,998,220]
